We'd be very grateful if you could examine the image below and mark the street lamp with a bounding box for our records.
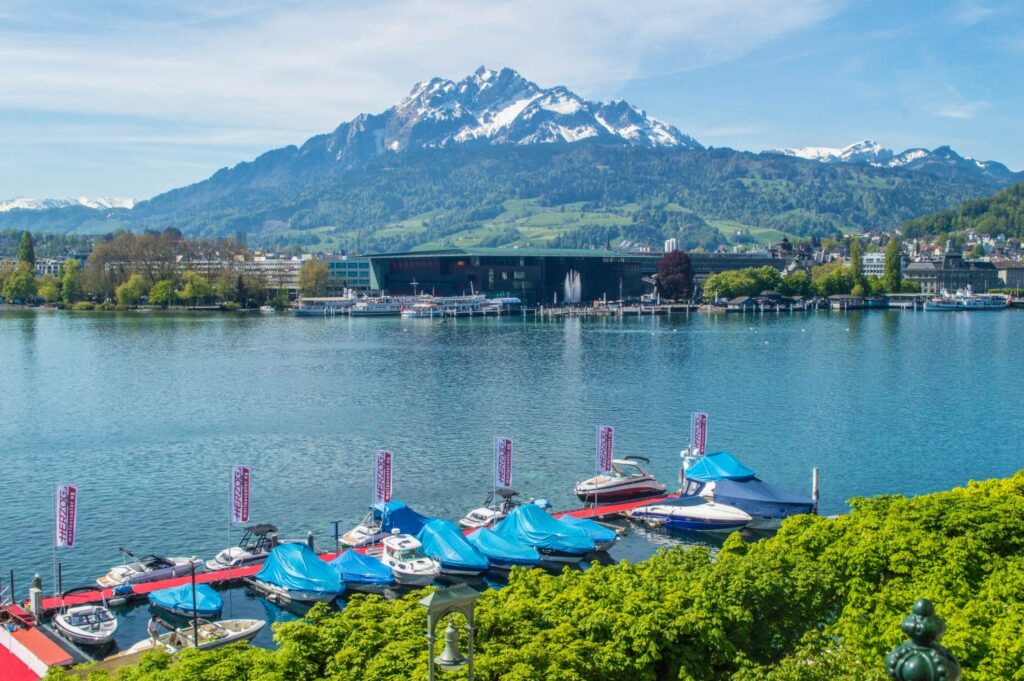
[418,584,481,681]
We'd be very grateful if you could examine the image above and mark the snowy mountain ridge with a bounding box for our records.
[0,196,135,212]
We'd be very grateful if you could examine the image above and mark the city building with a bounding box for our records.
[992,259,1024,289]
[664,238,678,253]
[325,255,373,293]
[861,252,885,278]
[903,251,1000,293]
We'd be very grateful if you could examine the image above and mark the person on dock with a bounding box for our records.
[147,614,163,644]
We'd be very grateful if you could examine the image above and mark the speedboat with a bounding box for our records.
[109,619,265,658]
[250,543,344,603]
[465,528,541,570]
[416,519,490,577]
[680,450,816,531]
[458,488,524,529]
[52,587,118,647]
[259,305,274,314]
[558,515,621,551]
[96,548,203,588]
[493,505,595,563]
[205,524,278,571]
[328,550,395,594]
[573,457,667,504]
[148,583,223,618]
[626,496,752,533]
[376,533,440,587]
[341,501,433,548]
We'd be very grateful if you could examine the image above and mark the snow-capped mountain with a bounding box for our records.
[311,66,701,164]
[777,140,894,165]
[0,196,135,212]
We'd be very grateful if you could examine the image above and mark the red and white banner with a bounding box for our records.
[231,465,251,524]
[691,412,709,455]
[494,437,513,489]
[374,450,393,504]
[54,484,78,549]
[597,425,614,473]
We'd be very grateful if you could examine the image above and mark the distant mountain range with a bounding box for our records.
[0,196,135,212]
[1,67,1020,250]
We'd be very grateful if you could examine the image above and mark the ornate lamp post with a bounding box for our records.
[418,584,481,681]
[886,598,960,681]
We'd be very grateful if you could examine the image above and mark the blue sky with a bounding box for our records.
[0,0,1021,200]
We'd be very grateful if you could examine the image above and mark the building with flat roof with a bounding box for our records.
[904,251,999,293]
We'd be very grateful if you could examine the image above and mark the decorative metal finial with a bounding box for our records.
[886,599,961,681]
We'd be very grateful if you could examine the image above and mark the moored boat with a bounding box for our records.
[925,288,1008,311]
[350,297,404,316]
[457,488,524,529]
[250,543,344,603]
[558,515,621,551]
[376,533,441,587]
[205,524,278,572]
[416,519,490,577]
[465,527,541,570]
[328,550,395,594]
[109,618,265,658]
[52,587,118,647]
[573,457,667,504]
[148,583,223,618]
[493,504,595,563]
[96,549,203,588]
[626,496,752,533]
[341,501,434,548]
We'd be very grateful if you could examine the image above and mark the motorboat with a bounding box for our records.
[558,515,621,551]
[250,543,344,603]
[341,501,433,548]
[328,550,395,594]
[626,496,752,533]
[925,288,1008,311]
[457,488,524,529]
[573,457,667,504]
[680,450,816,531]
[96,548,203,588]
[493,504,595,563]
[259,305,275,314]
[148,583,223,618]
[465,528,541,570]
[416,519,490,577]
[109,619,265,658]
[205,524,278,572]
[376,533,440,587]
[52,587,118,647]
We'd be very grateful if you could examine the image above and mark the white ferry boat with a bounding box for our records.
[401,300,442,318]
[924,288,1008,311]
[436,294,487,317]
[350,297,404,316]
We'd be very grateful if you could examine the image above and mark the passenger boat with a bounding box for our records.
[465,528,541,570]
[416,519,490,577]
[573,457,667,504]
[328,550,395,594]
[148,583,223,618]
[436,294,487,317]
[493,505,595,563]
[376,533,441,587]
[205,524,278,571]
[558,515,621,551]
[250,543,344,603]
[626,496,752,533]
[341,501,433,548]
[52,587,118,647]
[350,297,404,316]
[679,450,815,531]
[457,488,524,529]
[109,619,265,657]
[96,549,203,588]
[401,300,442,318]
[925,288,1008,311]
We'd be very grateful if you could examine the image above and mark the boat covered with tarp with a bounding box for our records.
[416,519,490,576]
[465,528,541,569]
[681,451,815,530]
[328,550,394,593]
[148,583,223,618]
[558,515,620,551]
[251,543,344,603]
[493,504,595,562]
[341,501,435,548]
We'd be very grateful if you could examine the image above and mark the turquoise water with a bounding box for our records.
[2,308,1022,594]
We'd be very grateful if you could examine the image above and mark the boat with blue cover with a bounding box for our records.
[465,528,541,570]
[626,496,752,533]
[148,583,223,618]
[341,501,434,548]
[558,515,620,551]
[416,519,490,577]
[328,550,395,593]
[250,543,344,603]
[493,504,595,563]
[680,451,816,531]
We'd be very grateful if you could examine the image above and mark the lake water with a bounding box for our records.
[2,308,1022,607]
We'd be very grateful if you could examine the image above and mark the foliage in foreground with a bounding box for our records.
[52,472,1024,681]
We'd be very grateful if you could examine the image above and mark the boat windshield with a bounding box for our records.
[394,549,422,561]
[612,461,644,477]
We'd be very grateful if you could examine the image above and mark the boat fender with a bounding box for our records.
[112,583,134,596]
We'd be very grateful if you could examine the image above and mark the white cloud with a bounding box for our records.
[932,100,990,119]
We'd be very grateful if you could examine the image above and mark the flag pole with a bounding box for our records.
[52,484,57,599]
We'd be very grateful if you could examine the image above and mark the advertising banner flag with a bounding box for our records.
[494,437,513,489]
[691,412,709,455]
[231,465,251,524]
[374,450,393,504]
[597,425,614,473]
[55,484,78,548]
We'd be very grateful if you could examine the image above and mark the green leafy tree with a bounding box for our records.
[298,258,330,297]
[883,238,902,294]
[60,260,83,303]
[177,270,213,308]
[967,243,985,259]
[778,270,811,297]
[37,274,60,303]
[18,230,35,266]
[148,279,174,307]
[812,262,855,296]
[655,250,695,300]
[2,262,37,302]
[848,238,866,291]
[115,273,146,307]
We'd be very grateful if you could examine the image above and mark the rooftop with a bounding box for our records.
[366,247,658,260]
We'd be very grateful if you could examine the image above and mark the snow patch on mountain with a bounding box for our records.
[0,196,135,212]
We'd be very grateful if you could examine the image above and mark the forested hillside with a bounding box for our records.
[902,181,1024,238]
